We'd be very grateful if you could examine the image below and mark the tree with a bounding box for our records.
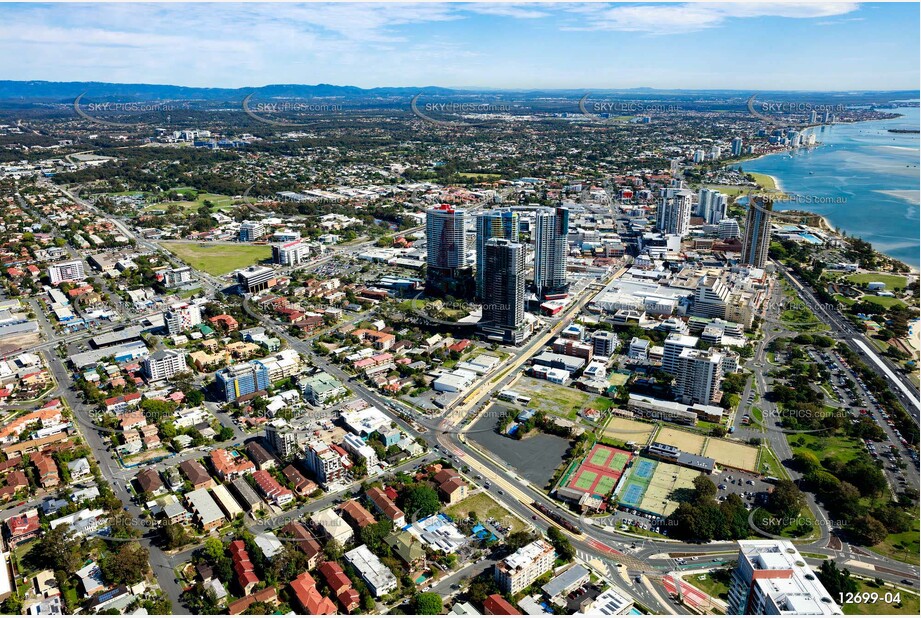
[324,538,343,561]
[546,526,575,561]
[413,592,443,614]
[767,480,805,519]
[24,525,81,573]
[402,484,441,520]
[100,542,150,585]
[817,560,858,598]
[848,515,888,546]
[693,475,717,501]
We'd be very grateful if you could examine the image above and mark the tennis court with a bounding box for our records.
[575,470,598,490]
[558,443,633,500]
[639,461,700,516]
[620,482,646,506]
[654,426,706,455]
[634,458,656,479]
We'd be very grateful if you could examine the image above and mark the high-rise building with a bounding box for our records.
[237,265,276,293]
[48,260,86,285]
[742,197,773,268]
[731,137,743,157]
[494,539,555,594]
[727,540,841,615]
[163,302,202,335]
[475,209,519,299]
[479,238,529,344]
[662,333,698,376]
[698,188,728,224]
[142,349,187,381]
[265,418,299,459]
[304,440,345,488]
[163,266,194,287]
[238,220,265,242]
[533,206,569,297]
[693,276,731,319]
[657,190,692,237]
[426,205,472,296]
[675,348,723,405]
[215,361,270,402]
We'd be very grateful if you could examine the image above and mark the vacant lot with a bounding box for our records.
[704,438,759,472]
[161,242,272,275]
[469,407,573,489]
[516,376,592,419]
[655,426,706,455]
[445,492,527,534]
[603,416,655,445]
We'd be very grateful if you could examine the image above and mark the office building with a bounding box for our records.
[142,349,187,381]
[742,197,773,268]
[662,333,698,376]
[693,276,731,319]
[238,220,265,242]
[304,440,345,488]
[426,204,472,296]
[215,361,269,402]
[727,540,841,615]
[479,238,528,344]
[272,240,311,266]
[731,137,743,157]
[657,190,692,237]
[163,266,193,287]
[48,260,85,285]
[675,348,723,405]
[495,539,555,594]
[237,265,276,293]
[475,209,520,299]
[301,371,346,406]
[163,302,202,335]
[533,206,569,297]
[719,218,741,240]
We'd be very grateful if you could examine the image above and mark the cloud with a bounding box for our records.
[563,2,860,34]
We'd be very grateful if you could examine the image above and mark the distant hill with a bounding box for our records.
[0,80,915,106]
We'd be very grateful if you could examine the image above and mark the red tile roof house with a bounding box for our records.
[282,464,317,496]
[280,522,322,569]
[229,540,260,596]
[319,561,360,613]
[290,571,336,615]
[32,451,60,488]
[251,469,294,506]
[210,448,256,482]
[484,594,522,615]
[228,586,278,615]
[208,314,239,331]
[104,392,142,414]
[5,508,40,548]
[366,486,406,527]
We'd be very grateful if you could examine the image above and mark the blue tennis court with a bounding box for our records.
[634,458,656,479]
[621,482,644,505]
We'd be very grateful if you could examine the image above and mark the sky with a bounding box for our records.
[0,1,918,91]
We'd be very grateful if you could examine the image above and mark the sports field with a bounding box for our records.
[603,416,655,444]
[704,438,759,472]
[160,241,272,275]
[654,426,706,455]
[618,456,699,516]
[561,444,633,499]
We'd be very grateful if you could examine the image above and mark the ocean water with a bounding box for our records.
[742,106,920,267]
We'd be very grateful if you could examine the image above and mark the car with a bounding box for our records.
[532,515,537,520]
[901,579,915,585]
[497,489,504,495]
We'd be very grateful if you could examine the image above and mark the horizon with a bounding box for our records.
[1,2,918,91]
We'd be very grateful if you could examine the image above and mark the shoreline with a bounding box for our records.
[739,114,919,273]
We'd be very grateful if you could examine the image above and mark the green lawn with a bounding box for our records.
[870,506,920,566]
[844,273,908,290]
[161,242,272,275]
[758,444,788,479]
[788,433,864,467]
[145,191,238,213]
[688,571,732,601]
[456,172,502,180]
[694,184,752,198]
[842,578,920,615]
[444,492,527,534]
[858,295,906,309]
[746,172,780,192]
[589,397,615,412]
